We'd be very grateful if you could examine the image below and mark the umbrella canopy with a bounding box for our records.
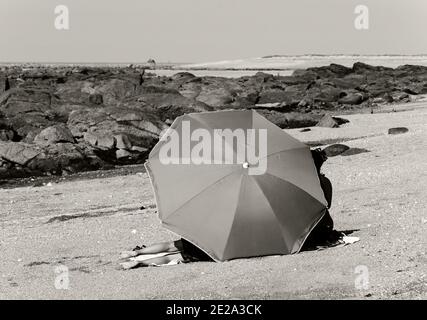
[145,110,328,261]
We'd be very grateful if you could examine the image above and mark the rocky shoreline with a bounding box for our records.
[1,62,427,180]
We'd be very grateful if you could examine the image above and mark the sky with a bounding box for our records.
[0,0,426,63]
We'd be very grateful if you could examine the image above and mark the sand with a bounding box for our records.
[0,104,426,299]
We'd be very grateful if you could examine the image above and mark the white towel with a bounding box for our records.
[129,251,180,262]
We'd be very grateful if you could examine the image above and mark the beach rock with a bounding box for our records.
[88,93,103,105]
[353,62,393,74]
[82,132,115,150]
[114,134,132,150]
[95,79,142,106]
[340,148,370,156]
[68,107,160,144]
[338,92,365,105]
[300,128,311,132]
[0,88,56,139]
[171,72,196,82]
[316,115,338,128]
[303,64,353,78]
[297,99,310,108]
[0,129,15,141]
[178,77,244,108]
[0,142,41,165]
[141,85,179,95]
[323,144,350,157]
[83,132,98,146]
[0,88,52,117]
[329,74,366,89]
[251,102,293,113]
[1,63,426,179]
[391,92,410,102]
[231,89,259,108]
[308,85,343,104]
[0,74,9,93]
[334,116,350,125]
[131,146,148,153]
[178,81,203,99]
[54,81,92,105]
[388,127,409,135]
[394,65,427,77]
[0,88,54,114]
[34,124,75,145]
[96,135,116,150]
[116,149,132,159]
[258,110,320,129]
[373,94,393,104]
[258,89,299,105]
[196,86,235,107]
[291,70,319,81]
[27,143,102,175]
[253,72,275,82]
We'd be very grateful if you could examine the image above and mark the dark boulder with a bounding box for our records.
[338,92,365,105]
[304,64,353,78]
[353,62,393,74]
[0,129,15,141]
[89,93,104,105]
[114,134,132,150]
[316,115,349,128]
[323,144,350,157]
[0,73,9,93]
[388,127,409,135]
[34,124,75,145]
[390,92,410,102]
[340,148,370,156]
[26,143,104,175]
[0,88,56,140]
[329,74,367,89]
[0,141,41,165]
[394,65,427,77]
[258,89,300,105]
[171,72,196,82]
[258,110,320,129]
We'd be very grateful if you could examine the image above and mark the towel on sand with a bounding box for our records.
[129,251,182,266]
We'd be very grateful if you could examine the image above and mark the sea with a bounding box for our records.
[3,55,427,79]
[153,55,427,78]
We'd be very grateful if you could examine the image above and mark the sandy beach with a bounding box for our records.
[1,102,426,300]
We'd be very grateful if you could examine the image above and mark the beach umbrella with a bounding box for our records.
[145,110,328,261]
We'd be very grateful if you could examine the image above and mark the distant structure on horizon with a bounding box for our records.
[147,58,156,69]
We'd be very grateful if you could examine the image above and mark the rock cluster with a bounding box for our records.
[1,62,426,178]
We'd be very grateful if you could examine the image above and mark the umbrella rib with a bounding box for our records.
[164,170,239,220]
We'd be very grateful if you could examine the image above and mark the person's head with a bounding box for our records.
[311,148,328,173]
